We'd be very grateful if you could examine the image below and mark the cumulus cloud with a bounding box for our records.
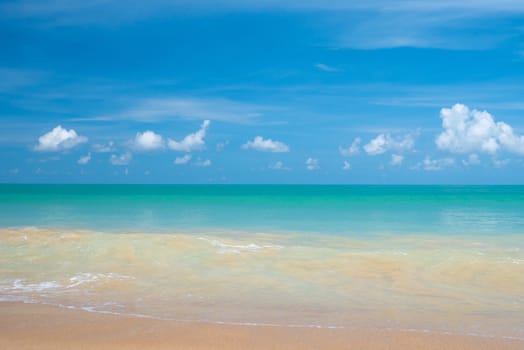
[340,137,361,157]
[306,157,319,170]
[342,160,351,170]
[423,156,455,171]
[436,103,524,156]
[242,136,289,153]
[77,153,91,165]
[194,159,211,167]
[168,120,210,152]
[364,133,415,155]
[390,154,404,166]
[132,130,164,151]
[174,154,192,165]
[110,152,132,166]
[34,125,87,152]
[462,154,480,166]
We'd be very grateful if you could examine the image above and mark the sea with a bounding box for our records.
[1,185,523,339]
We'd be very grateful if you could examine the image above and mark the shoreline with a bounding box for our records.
[1,302,523,350]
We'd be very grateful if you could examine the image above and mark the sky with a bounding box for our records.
[1,0,524,184]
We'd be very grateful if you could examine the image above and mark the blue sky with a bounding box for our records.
[1,0,524,184]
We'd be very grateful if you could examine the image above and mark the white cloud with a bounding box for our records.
[91,141,115,153]
[110,152,132,166]
[315,63,340,72]
[342,160,351,170]
[216,140,229,152]
[242,136,289,153]
[436,103,524,156]
[423,156,455,171]
[493,158,511,168]
[269,161,290,171]
[174,154,192,165]
[340,137,361,157]
[364,133,415,155]
[168,120,210,152]
[7,1,524,24]
[34,125,87,152]
[306,157,319,170]
[390,154,404,166]
[462,154,480,166]
[194,159,211,167]
[89,97,266,124]
[4,1,522,51]
[77,153,91,165]
[132,130,164,151]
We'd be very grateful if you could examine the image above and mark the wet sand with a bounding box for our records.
[1,302,522,350]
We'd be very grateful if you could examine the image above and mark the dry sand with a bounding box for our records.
[1,302,523,350]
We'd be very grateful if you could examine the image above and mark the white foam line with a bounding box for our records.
[197,237,282,252]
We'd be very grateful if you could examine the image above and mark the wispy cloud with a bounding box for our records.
[5,1,524,23]
[422,156,455,171]
[390,154,404,166]
[91,142,115,153]
[493,158,510,168]
[88,97,269,124]
[314,63,341,72]
[0,67,45,93]
[462,154,480,166]
[4,1,524,49]
[110,152,132,166]
[194,158,211,167]
[269,161,290,171]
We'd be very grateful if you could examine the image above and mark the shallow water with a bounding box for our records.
[1,185,523,339]
[1,227,523,339]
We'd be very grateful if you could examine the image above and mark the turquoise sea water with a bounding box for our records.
[1,185,523,339]
[1,185,524,235]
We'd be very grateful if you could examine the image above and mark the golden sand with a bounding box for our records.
[1,302,522,350]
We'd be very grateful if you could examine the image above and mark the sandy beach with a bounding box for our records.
[1,302,522,350]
